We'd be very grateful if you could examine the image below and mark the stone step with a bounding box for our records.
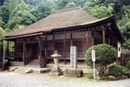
[47,63,91,68]
[28,59,39,65]
[9,66,51,74]
[47,63,92,73]
[10,61,24,66]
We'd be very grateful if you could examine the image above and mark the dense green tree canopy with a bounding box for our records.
[0,0,130,49]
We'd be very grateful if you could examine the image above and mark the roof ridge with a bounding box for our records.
[54,6,81,13]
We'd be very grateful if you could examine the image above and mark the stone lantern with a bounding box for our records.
[50,51,62,76]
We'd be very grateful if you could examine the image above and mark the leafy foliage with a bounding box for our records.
[123,40,130,50]
[83,3,113,18]
[106,64,130,76]
[0,27,5,40]
[100,64,130,80]
[126,61,130,69]
[85,44,117,67]
[8,1,36,29]
[108,64,124,76]
[31,1,53,20]
[0,27,5,52]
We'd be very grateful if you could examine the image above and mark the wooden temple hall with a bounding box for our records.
[4,7,124,68]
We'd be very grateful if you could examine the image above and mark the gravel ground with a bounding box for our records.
[0,72,130,87]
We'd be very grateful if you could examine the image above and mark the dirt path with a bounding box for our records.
[0,72,130,87]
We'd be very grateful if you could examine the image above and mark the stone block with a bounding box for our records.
[64,69,83,78]
[9,67,17,71]
[25,69,33,74]
[50,67,62,76]
[40,68,51,73]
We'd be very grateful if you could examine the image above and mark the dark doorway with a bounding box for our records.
[26,43,38,60]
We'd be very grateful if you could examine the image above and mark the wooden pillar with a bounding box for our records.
[87,31,94,47]
[2,40,5,69]
[22,39,26,65]
[14,41,17,61]
[45,35,47,58]
[42,35,47,67]
[70,32,73,46]
[86,31,89,49]
[16,40,19,61]
[38,36,42,68]
[53,33,55,51]
[108,36,111,45]
[63,31,66,64]
[102,29,106,43]
[6,41,9,59]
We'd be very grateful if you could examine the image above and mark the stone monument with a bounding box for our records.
[70,46,77,69]
[64,46,83,77]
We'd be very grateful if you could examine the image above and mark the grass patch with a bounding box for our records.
[81,73,101,82]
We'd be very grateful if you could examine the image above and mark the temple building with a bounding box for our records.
[4,7,124,68]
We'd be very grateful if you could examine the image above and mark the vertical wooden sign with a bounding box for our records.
[118,42,121,58]
[91,49,96,80]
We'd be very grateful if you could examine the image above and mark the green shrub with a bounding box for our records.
[126,61,130,69]
[122,67,130,74]
[85,73,93,79]
[99,74,109,80]
[108,64,124,76]
[85,44,117,67]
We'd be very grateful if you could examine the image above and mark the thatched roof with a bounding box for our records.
[5,6,124,42]
[5,7,98,38]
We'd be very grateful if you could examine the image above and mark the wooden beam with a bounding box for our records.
[102,29,106,43]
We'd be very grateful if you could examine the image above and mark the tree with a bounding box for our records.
[83,0,113,18]
[65,2,76,8]
[0,27,5,40]
[0,16,4,28]
[73,0,86,6]
[0,27,5,51]
[7,0,36,30]
[55,0,70,9]
[0,0,5,5]
[32,1,55,20]
[84,5,113,18]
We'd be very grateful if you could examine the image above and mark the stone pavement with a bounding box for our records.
[0,72,130,87]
